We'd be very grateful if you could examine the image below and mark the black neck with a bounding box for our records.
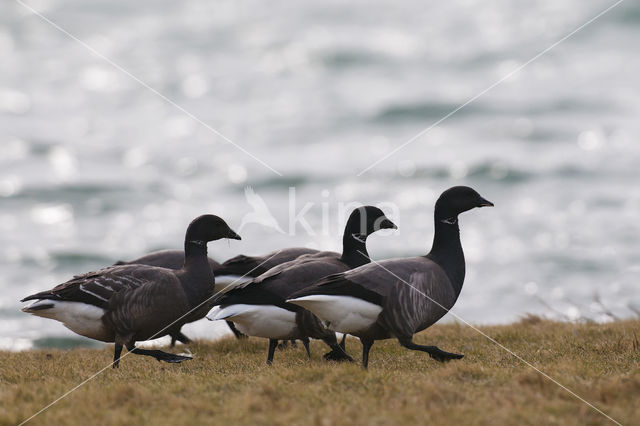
[185,237,208,261]
[340,233,370,268]
[182,238,215,298]
[426,217,465,296]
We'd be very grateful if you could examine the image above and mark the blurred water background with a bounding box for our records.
[1,0,639,350]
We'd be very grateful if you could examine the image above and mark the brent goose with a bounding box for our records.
[214,247,320,345]
[21,214,241,367]
[288,186,493,368]
[114,250,246,344]
[208,206,397,364]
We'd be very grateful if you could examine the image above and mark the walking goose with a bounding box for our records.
[21,214,241,367]
[216,247,321,345]
[114,250,246,344]
[288,186,493,368]
[208,206,397,364]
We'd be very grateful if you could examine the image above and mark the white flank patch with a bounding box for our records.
[214,275,251,292]
[287,295,382,334]
[208,304,297,339]
[22,300,110,341]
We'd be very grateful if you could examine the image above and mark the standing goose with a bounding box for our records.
[214,221,385,349]
[213,247,321,317]
[288,186,493,369]
[207,206,397,364]
[21,214,241,367]
[215,247,320,345]
[114,250,245,344]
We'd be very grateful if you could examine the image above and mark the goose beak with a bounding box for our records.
[477,197,494,207]
[380,218,398,230]
[227,229,242,240]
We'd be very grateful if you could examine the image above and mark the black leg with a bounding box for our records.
[339,334,347,350]
[127,345,193,364]
[113,343,123,368]
[290,340,297,348]
[361,338,374,369]
[301,337,311,359]
[227,321,248,339]
[398,338,464,362]
[277,340,288,350]
[170,331,192,347]
[178,331,191,345]
[267,339,278,365]
[176,331,192,344]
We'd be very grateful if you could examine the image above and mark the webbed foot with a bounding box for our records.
[323,346,354,362]
[428,349,464,363]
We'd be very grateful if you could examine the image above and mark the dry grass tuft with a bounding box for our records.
[1,318,639,425]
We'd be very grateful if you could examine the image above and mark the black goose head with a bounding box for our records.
[185,214,241,244]
[434,186,493,224]
[344,205,397,244]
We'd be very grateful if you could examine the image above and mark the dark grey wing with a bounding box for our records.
[287,264,386,305]
[252,251,337,284]
[105,272,188,341]
[216,254,260,276]
[211,253,346,307]
[347,257,457,336]
[210,256,310,299]
[260,255,349,298]
[375,266,457,337]
[115,249,221,272]
[259,247,319,271]
[217,247,319,277]
[20,265,155,309]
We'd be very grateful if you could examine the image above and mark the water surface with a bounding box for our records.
[2,0,639,349]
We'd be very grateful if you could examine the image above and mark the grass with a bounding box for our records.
[1,317,639,425]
